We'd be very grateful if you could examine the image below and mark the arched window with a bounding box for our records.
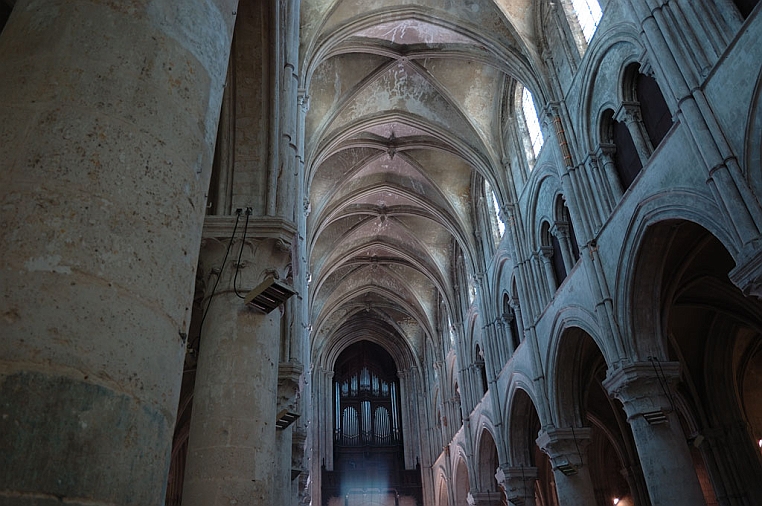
[485,181,505,245]
[447,313,457,350]
[570,0,603,43]
[521,86,544,160]
[636,72,672,149]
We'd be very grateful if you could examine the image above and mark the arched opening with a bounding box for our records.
[552,195,581,275]
[477,430,500,493]
[521,86,545,164]
[454,458,471,505]
[503,294,521,353]
[633,220,762,504]
[323,340,422,505]
[508,389,557,506]
[486,180,506,246]
[559,199,580,261]
[476,344,489,398]
[436,475,450,506]
[553,328,646,506]
[569,0,603,43]
[601,108,643,191]
[542,221,567,288]
[0,1,11,35]
[635,73,672,150]
[733,0,759,18]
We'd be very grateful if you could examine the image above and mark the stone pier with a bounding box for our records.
[0,1,236,504]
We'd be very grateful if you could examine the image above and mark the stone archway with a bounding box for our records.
[632,220,762,505]
[454,458,470,505]
[504,389,556,506]
[473,429,504,505]
[548,326,646,506]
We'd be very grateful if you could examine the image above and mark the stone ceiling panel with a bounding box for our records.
[300,0,533,364]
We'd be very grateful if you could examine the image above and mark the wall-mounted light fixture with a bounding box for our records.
[245,275,296,313]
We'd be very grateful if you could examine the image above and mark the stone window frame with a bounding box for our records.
[558,0,604,55]
[484,180,506,248]
[517,85,545,169]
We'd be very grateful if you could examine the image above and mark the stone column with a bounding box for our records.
[615,102,653,165]
[700,422,762,504]
[546,106,595,243]
[511,301,525,348]
[550,223,575,275]
[603,362,706,506]
[275,360,304,506]
[539,246,558,293]
[595,143,624,202]
[0,1,235,504]
[182,219,294,506]
[536,427,597,506]
[497,318,515,358]
[496,466,537,506]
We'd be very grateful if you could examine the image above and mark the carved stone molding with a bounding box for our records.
[729,246,762,299]
[536,426,593,472]
[615,101,643,124]
[202,215,297,248]
[495,466,538,505]
[603,361,681,422]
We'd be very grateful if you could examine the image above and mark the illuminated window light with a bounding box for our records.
[571,0,602,43]
[491,190,505,237]
[522,87,544,158]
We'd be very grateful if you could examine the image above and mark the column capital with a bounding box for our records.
[202,215,297,247]
[536,427,593,474]
[615,101,643,124]
[550,221,570,239]
[596,142,617,159]
[603,361,680,422]
[495,466,537,506]
[729,243,762,299]
[539,246,554,261]
[468,491,504,506]
[297,89,310,112]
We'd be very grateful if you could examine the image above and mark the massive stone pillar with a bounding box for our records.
[0,1,235,504]
[604,362,706,506]
[536,427,597,506]
[182,218,294,506]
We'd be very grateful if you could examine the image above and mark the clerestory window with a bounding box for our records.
[521,87,544,161]
[571,0,603,43]
[485,181,505,245]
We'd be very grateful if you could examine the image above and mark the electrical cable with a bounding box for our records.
[192,210,241,353]
[655,357,677,412]
[649,356,676,412]
[571,425,583,468]
[233,207,251,299]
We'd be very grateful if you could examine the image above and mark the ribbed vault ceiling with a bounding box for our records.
[302,0,541,361]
